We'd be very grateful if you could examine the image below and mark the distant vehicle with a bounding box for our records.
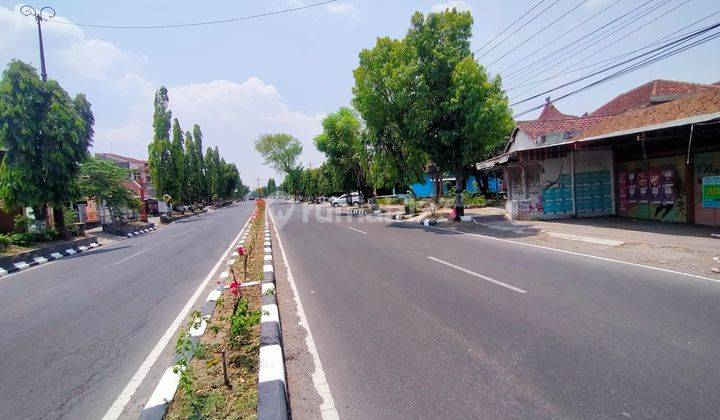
[331,192,364,207]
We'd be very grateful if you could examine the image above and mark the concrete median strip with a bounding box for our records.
[134,209,256,420]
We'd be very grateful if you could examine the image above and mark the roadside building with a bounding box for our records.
[479,79,720,225]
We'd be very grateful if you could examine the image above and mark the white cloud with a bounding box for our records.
[326,3,356,15]
[431,1,471,12]
[166,78,325,176]
[0,5,144,82]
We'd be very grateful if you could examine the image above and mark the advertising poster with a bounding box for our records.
[649,168,661,204]
[637,171,648,204]
[617,171,628,213]
[702,176,720,208]
[661,168,675,205]
[627,171,638,204]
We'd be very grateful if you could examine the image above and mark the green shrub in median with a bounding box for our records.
[0,234,12,252]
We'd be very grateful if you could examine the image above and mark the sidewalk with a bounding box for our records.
[444,207,720,279]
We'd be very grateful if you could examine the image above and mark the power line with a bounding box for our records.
[495,0,622,75]
[476,0,560,60]
[511,23,720,117]
[500,0,657,82]
[507,12,720,92]
[502,0,667,85]
[511,21,720,107]
[508,0,690,94]
[514,30,720,118]
[485,0,590,68]
[473,0,547,55]
[46,0,338,29]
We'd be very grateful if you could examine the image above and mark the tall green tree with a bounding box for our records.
[353,37,427,190]
[170,118,185,203]
[255,133,303,175]
[353,9,513,218]
[183,130,199,202]
[266,178,277,195]
[148,87,174,202]
[79,157,138,224]
[192,124,208,202]
[405,9,512,217]
[0,60,93,236]
[314,107,372,197]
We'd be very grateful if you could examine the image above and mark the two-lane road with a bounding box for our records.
[0,203,253,419]
[272,202,720,419]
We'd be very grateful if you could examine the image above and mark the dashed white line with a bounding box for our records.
[179,228,196,236]
[428,256,527,294]
[319,216,330,222]
[113,248,151,265]
[346,226,368,235]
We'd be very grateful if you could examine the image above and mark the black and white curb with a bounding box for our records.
[0,241,100,277]
[138,210,256,420]
[341,207,370,215]
[258,213,289,420]
[126,226,157,237]
[170,214,199,224]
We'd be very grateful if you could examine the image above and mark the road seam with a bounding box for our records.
[269,205,340,420]
[105,210,255,420]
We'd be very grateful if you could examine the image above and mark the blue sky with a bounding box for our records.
[1,0,719,185]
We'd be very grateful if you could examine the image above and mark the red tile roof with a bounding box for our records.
[589,79,719,117]
[580,88,720,139]
[97,152,148,165]
[516,100,610,140]
[121,179,142,196]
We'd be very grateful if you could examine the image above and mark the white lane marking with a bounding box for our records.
[346,226,368,235]
[113,248,151,265]
[427,256,527,294]
[179,228,196,236]
[319,216,330,222]
[269,207,339,420]
[423,224,720,285]
[103,212,253,420]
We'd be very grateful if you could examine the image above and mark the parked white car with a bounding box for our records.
[331,192,364,207]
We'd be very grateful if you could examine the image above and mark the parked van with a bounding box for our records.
[331,192,364,207]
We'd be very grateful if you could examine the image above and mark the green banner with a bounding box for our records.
[702,176,720,208]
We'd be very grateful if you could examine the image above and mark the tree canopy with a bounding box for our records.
[0,60,94,234]
[79,157,137,224]
[255,133,303,175]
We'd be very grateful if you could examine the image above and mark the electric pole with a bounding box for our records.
[20,5,55,82]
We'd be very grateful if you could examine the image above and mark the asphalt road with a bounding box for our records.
[0,203,253,419]
[271,202,720,419]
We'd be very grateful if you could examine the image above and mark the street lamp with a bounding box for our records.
[20,5,55,82]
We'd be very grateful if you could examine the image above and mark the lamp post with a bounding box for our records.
[20,5,55,82]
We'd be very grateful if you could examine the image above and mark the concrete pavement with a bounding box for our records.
[271,201,720,419]
[0,203,254,419]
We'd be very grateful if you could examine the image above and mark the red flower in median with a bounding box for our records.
[236,246,245,256]
[230,279,240,297]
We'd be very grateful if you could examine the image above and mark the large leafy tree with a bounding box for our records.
[0,60,93,236]
[354,9,513,218]
[79,157,137,224]
[255,133,303,175]
[314,107,373,198]
[353,37,427,190]
[148,87,174,202]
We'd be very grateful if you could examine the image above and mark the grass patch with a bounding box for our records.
[166,201,267,420]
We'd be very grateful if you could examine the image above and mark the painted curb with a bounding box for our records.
[138,208,257,420]
[257,212,289,420]
[0,241,102,277]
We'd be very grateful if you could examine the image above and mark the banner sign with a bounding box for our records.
[702,176,720,208]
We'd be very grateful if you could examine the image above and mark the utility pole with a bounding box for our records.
[20,5,55,82]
